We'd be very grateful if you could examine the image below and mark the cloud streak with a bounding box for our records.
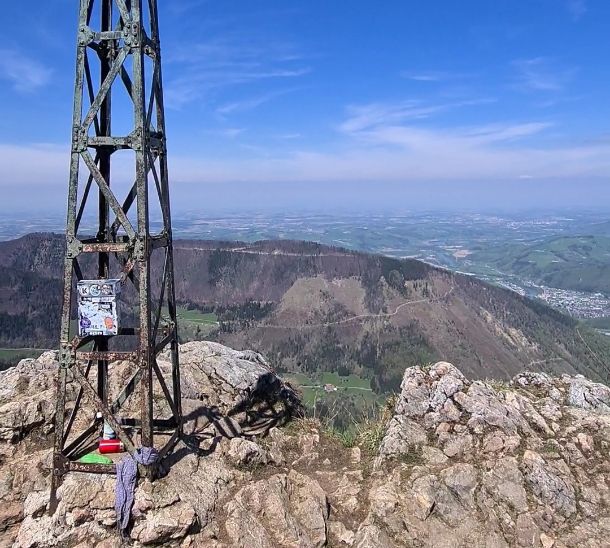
[216,88,299,116]
[401,70,471,83]
[338,99,496,135]
[512,57,575,92]
[566,0,587,21]
[0,97,605,192]
[0,49,52,92]
[4,125,610,190]
[166,137,610,186]
[164,37,310,109]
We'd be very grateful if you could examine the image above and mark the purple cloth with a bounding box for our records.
[115,447,159,532]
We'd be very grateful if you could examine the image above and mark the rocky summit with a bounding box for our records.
[1,343,610,547]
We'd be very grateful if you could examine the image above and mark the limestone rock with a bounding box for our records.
[374,361,610,546]
[421,445,449,465]
[353,521,393,548]
[130,501,196,545]
[483,456,528,512]
[328,520,356,546]
[521,450,577,518]
[378,415,427,457]
[440,463,478,508]
[224,470,329,547]
[3,351,610,548]
[162,341,301,417]
[565,376,610,414]
[23,491,49,520]
[226,437,269,467]
[0,352,63,443]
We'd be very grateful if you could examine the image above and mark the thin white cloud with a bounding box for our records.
[166,136,610,184]
[338,99,495,135]
[0,143,66,185]
[276,133,302,140]
[566,0,587,21]
[5,125,610,189]
[190,91,603,181]
[165,38,310,109]
[339,101,447,133]
[458,122,553,143]
[401,71,471,82]
[167,0,209,16]
[337,123,553,160]
[216,128,247,138]
[216,88,299,116]
[0,49,52,92]
[0,98,605,189]
[512,57,575,92]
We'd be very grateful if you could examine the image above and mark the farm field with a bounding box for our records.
[285,371,380,407]
[176,307,218,326]
[0,348,47,359]
[0,348,47,370]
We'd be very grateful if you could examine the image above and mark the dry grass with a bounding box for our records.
[321,393,397,452]
[398,446,424,466]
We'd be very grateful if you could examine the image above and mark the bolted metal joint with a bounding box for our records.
[144,43,158,59]
[127,128,144,151]
[65,236,82,259]
[53,453,69,477]
[133,237,147,262]
[59,343,74,369]
[123,21,141,48]
[71,126,88,153]
[78,25,95,47]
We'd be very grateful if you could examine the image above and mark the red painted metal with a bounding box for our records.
[99,439,125,454]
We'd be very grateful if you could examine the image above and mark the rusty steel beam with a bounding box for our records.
[68,461,117,475]
[62,359,93,445]
[64,422,99,457]
[76,350,139,361]
[50,0,182,512]
[82,242,130,253]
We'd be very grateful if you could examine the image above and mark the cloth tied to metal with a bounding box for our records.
[115,447,159,532]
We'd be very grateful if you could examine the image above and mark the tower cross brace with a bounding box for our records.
[51,0,182,507]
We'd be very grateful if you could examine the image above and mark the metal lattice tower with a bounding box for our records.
[51,0,181,506]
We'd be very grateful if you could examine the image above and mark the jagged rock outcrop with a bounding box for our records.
[1,349,610,547]
[225,470,329,548]
[0,342,302,547]
[376,361,610,547]
[0,352,68,443]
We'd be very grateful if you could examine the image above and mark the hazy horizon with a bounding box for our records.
[2,1,610,215]
[3,178,610,217]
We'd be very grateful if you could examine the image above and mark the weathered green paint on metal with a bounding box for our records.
[50,0,182,512]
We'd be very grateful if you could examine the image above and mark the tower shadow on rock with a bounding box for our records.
[163,370,304,471]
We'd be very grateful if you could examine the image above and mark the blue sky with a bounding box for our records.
[1,0,610,212]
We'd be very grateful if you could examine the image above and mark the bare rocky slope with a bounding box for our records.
[1,341,610,547]
[2,233,610,388]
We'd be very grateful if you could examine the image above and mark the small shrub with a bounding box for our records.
[327,427,358,448]
[284,417,320,436]
[399,446,424,466]
[355,419,386,453]
[541,440,559,454]
[486,379,510,393]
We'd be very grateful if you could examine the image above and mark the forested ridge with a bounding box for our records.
[1,232,610,391]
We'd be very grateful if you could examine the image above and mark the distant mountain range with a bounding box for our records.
[1,233,610,391]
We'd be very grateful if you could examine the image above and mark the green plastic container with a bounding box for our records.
[78,452,114,465]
